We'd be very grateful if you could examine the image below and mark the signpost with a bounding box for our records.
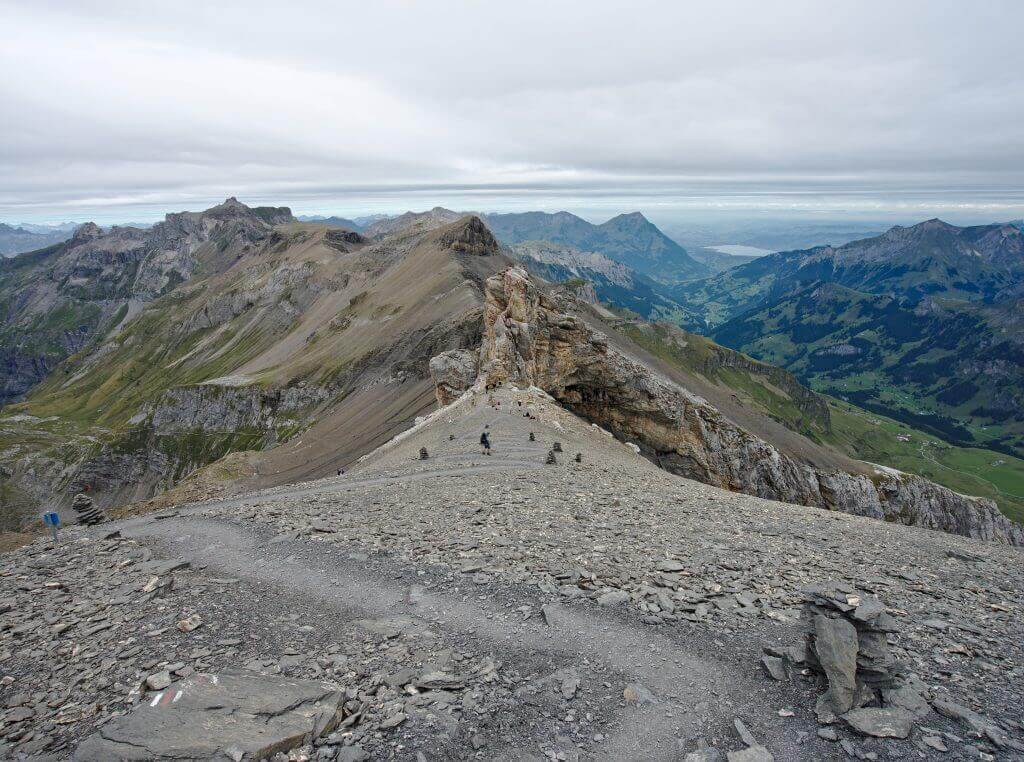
[42,511,60,544]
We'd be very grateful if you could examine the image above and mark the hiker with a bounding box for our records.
[480,429,492,455]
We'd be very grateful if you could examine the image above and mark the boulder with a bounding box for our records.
[811,614,859,713]
[73,672,343,761]
[429,349,479,406]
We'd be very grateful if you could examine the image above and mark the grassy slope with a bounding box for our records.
[618,322,829,439]
[825,400,1024,524]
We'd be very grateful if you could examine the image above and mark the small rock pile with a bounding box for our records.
[545,450,557,465]
[71,493,106,526]
[800,582,920,739]
[419,447,429,460]
[552,441,562,453]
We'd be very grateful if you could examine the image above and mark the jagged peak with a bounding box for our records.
[434,215,499,256]
[69,222,103,244]
[885,218,956,236]
[160,197,294,226]
[603,211,651,227]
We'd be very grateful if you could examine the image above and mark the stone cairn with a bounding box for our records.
[575,452,582,463]
[419,447,429,460]
[763,582,927,740]
[529,432,535,442]
[545,450,557,465]
[71,493,106,526]
[552,441,562,453]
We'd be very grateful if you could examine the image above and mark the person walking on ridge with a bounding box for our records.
[480,428,492,456]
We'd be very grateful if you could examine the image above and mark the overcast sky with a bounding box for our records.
[3,0,1024,224]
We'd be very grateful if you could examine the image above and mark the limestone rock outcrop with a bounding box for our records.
[429,349,480,406]
[432,266,1024,545]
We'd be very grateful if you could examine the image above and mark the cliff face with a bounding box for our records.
[431,266,1023,545]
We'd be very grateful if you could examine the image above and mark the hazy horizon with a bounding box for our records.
[7,192,1024,232]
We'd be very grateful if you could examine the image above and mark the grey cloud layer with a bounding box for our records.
[2,0,1023,218]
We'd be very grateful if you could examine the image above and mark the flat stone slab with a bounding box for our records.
[74,672,342,761]
[842,707,913,739]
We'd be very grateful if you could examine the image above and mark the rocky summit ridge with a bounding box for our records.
[2,367,1022,760]
[431,266,1023,545]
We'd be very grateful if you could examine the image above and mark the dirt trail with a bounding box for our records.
[115,514,820,760]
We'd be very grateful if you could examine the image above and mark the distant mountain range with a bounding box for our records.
[484,210,709,282]
[299,207,729,283]
[296,215,363,231]
[508,240,703,325]
[16,221,80,235]
[297,213,385,230]
[687,246,763,274]
[661,219,886,255]
[0,222,76,256]
[672,219,1024,456]
[338,207,709,321]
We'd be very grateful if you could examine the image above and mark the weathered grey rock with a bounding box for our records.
[429,349,480,406]
[71,493,106,526]
[760,655,787,681]
[817,727,838,742]
[733,718,758,747]
[932,699,1001,740]
[73,672,343,761]
[336,748,370,762]
[597,590,630,607]
[812,614,859,713]
[881,684,931,720]
[622,683,656,704]
[921,736,948,752]
[842,707,914,739]
[145,670,172,691]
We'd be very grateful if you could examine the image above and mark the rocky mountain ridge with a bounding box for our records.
[4,202,1022,549]
[1,213,503,527]
[431,266,1023,544]
[0,198,294,403]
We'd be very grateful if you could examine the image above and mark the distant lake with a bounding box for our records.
[708,244,774,257]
